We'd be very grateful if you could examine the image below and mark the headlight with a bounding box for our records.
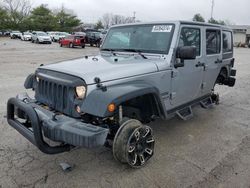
[75,86,86,99]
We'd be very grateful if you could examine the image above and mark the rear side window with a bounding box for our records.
[223,31,233,53]
[178,27,201,56]
[206,30,221,55]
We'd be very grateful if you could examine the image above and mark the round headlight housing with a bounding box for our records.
[75,86,86,99]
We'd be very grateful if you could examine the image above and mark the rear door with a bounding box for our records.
[202,28,222,94]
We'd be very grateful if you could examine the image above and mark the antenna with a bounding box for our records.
[211,0,215,19]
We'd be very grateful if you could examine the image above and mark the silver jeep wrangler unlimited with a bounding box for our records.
[7,21,236,168]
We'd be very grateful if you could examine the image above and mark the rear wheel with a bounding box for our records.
[69,43,74,48]
[113,119,155,168]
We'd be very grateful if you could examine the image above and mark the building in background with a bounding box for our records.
[230,25,250,46]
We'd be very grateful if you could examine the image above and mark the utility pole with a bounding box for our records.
[133,11,136,22]
[211,0,215,19]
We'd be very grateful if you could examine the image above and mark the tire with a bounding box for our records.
[60,43,63,47]
[31,39,34,43]
[36,39,39,44]
[113,119,155,168]
[82,45,85,48]
[216,68,227,85]
[90,43,93,47]
[69,43,74,48]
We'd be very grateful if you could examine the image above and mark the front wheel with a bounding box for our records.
[113,119,155,168]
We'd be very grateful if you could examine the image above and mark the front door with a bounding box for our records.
[170,26,204,107]
[202,28,222,94]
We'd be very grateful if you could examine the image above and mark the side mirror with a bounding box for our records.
[174,46,197,68]
[176,46,197,60]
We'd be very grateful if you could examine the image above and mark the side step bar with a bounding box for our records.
[176,106,193,121]
[7,98,71,154]
[200,97,213,109]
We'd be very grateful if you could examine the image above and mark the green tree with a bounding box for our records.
[192,14,205,22]
[0,7,10,30]
[55,7,81,32]
[95,20,104,30]
[28,4,56,31]
[208,18,226,25]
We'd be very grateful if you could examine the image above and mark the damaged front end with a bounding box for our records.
[7,72,109,154]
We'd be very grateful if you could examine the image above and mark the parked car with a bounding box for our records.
[1,30,11,36]
[52,32,70,42]
[31,31,52,44]
[10,31,22,39]
[100,30,108,40]
[21,32,32,41]
[85,31,102,47]
[47,31,58,40]
[73,32,86,36]
[3,30,11,36]
[59,35,85,48]
[6,21,236,168]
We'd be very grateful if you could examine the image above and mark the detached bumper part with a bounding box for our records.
[7,95,109,154]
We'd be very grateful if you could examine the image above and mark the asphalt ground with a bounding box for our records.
[0,38,250,188]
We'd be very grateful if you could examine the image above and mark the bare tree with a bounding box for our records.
[1,0,31,25]
[102,13,137,29]
[102,13,112,29]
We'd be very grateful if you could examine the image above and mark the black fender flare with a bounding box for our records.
[81,82,166,118]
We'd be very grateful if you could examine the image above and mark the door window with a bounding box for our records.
[178,27,201,56]
[206,30,221,55]
[223,31,233,53]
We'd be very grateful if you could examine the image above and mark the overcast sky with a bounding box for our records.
[32,0,249,25]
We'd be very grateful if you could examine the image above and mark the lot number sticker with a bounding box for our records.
[152,25,172,32]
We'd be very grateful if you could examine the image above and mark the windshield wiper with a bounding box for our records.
[101,48,117,56]
[118,49,148,59]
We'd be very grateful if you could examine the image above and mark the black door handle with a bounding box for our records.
[195,62,205,67]
[215,59,223,64]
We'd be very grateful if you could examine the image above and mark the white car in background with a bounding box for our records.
[10,31,22,39]
[31,31,52,44]
[21,32,32,41]
[52,32,70,42]
[47,31,58,40]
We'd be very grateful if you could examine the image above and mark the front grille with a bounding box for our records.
[35,69,85,117]
[38,78,70,112]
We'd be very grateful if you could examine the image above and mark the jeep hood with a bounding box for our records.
[39,55,160,85]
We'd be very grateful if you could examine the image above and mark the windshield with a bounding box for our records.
[101,24,175,54]
[37,32,47,36]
